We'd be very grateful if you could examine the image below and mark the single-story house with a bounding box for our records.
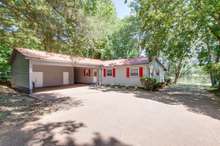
[10,48,166,93]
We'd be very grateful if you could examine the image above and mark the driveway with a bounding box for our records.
[1,85,220,146]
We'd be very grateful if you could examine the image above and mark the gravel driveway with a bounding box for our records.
[1,85,220,146]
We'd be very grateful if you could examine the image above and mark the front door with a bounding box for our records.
[32,72,43,88]
[63,72,69,85]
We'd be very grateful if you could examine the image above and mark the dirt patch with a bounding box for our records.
[0,85,82,128]
[0,85,47,127]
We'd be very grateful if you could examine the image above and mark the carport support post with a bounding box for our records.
[98,65,102,85]
[29,60,33,94]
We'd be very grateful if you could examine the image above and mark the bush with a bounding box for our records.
[0,72,11,86]
[140,77,164,91]
[164,78,172,85]
[157,82,166,88]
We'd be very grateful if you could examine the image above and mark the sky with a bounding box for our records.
[112,0,131,18]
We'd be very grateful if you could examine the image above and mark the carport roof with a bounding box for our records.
[13,48,166,69]
[15,48,103,66]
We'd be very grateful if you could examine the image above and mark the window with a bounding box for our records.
[130,68,139,76]
[94,71,97,76]
[107,69,112,76]
[84,69,90,76]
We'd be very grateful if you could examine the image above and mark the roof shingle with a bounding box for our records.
[14,48,164,68]
[15,48,102,66]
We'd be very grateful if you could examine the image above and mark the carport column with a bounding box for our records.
[29,60,33,94]
[98,65,102,85]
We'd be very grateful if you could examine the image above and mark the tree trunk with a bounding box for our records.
[173,56,184,84]
[173,71,180,84]
[173,62,182,84]
[210,71,217,86]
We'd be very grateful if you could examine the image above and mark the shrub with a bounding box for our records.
[140,77,162,91]
[164,78,172,85]
[157,82,166,88]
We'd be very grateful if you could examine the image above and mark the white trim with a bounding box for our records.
[29,58,99,68]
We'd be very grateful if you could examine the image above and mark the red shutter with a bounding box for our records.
[83,69,86,76]
[139,67,143,77]
[113,68,116,77]
[126,67,130,78]
[88,69,91,76]
[103,68,106,77]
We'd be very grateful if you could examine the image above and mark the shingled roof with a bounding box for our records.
[103,57,149,66]
[14,48,102,66]
[13,48,166,69]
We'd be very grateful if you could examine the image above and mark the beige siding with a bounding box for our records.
[74,67,97,84]
[101,64,149,86]
[32,65,74,87]
[11,53,30,91]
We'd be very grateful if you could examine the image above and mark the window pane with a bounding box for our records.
[107,69,112,76]
[130,69,138,76]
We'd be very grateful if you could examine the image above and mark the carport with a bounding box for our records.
[30,60,100,89]
[11,48,102,93]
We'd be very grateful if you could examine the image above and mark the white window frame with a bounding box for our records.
[130,68,139,77]
[107,69,112,76]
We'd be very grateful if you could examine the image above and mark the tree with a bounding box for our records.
[0,0,117,55]
[0,44,12,81]
[136,0,197,83]
[188,0,220,86]
[101,16,140,59]
[0,0,118,81]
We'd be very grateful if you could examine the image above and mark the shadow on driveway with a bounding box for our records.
[90,84,220,121]
[0,85,131,146]
[0,120,130,146]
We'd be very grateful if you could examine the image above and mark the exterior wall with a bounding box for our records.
[101,64,149,87]
[11,53,30,93]
[149,60,165,82]
[32,65,74,87]
[74,67,98,84]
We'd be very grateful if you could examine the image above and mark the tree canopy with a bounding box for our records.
[132,0,220,84]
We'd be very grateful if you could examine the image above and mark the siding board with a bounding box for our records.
[11,53,30,92]
[32,65,74,87]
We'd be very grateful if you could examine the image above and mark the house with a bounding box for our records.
[10,48,166,93]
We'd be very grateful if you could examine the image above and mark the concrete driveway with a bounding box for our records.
[2,85,220,146]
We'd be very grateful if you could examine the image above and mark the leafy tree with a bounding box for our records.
[0,44,12,81]
[0,0,117,55]
[137,0,197,83]
[102,16,140,59]
[0,0,118,81]
[191,0,220,86]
